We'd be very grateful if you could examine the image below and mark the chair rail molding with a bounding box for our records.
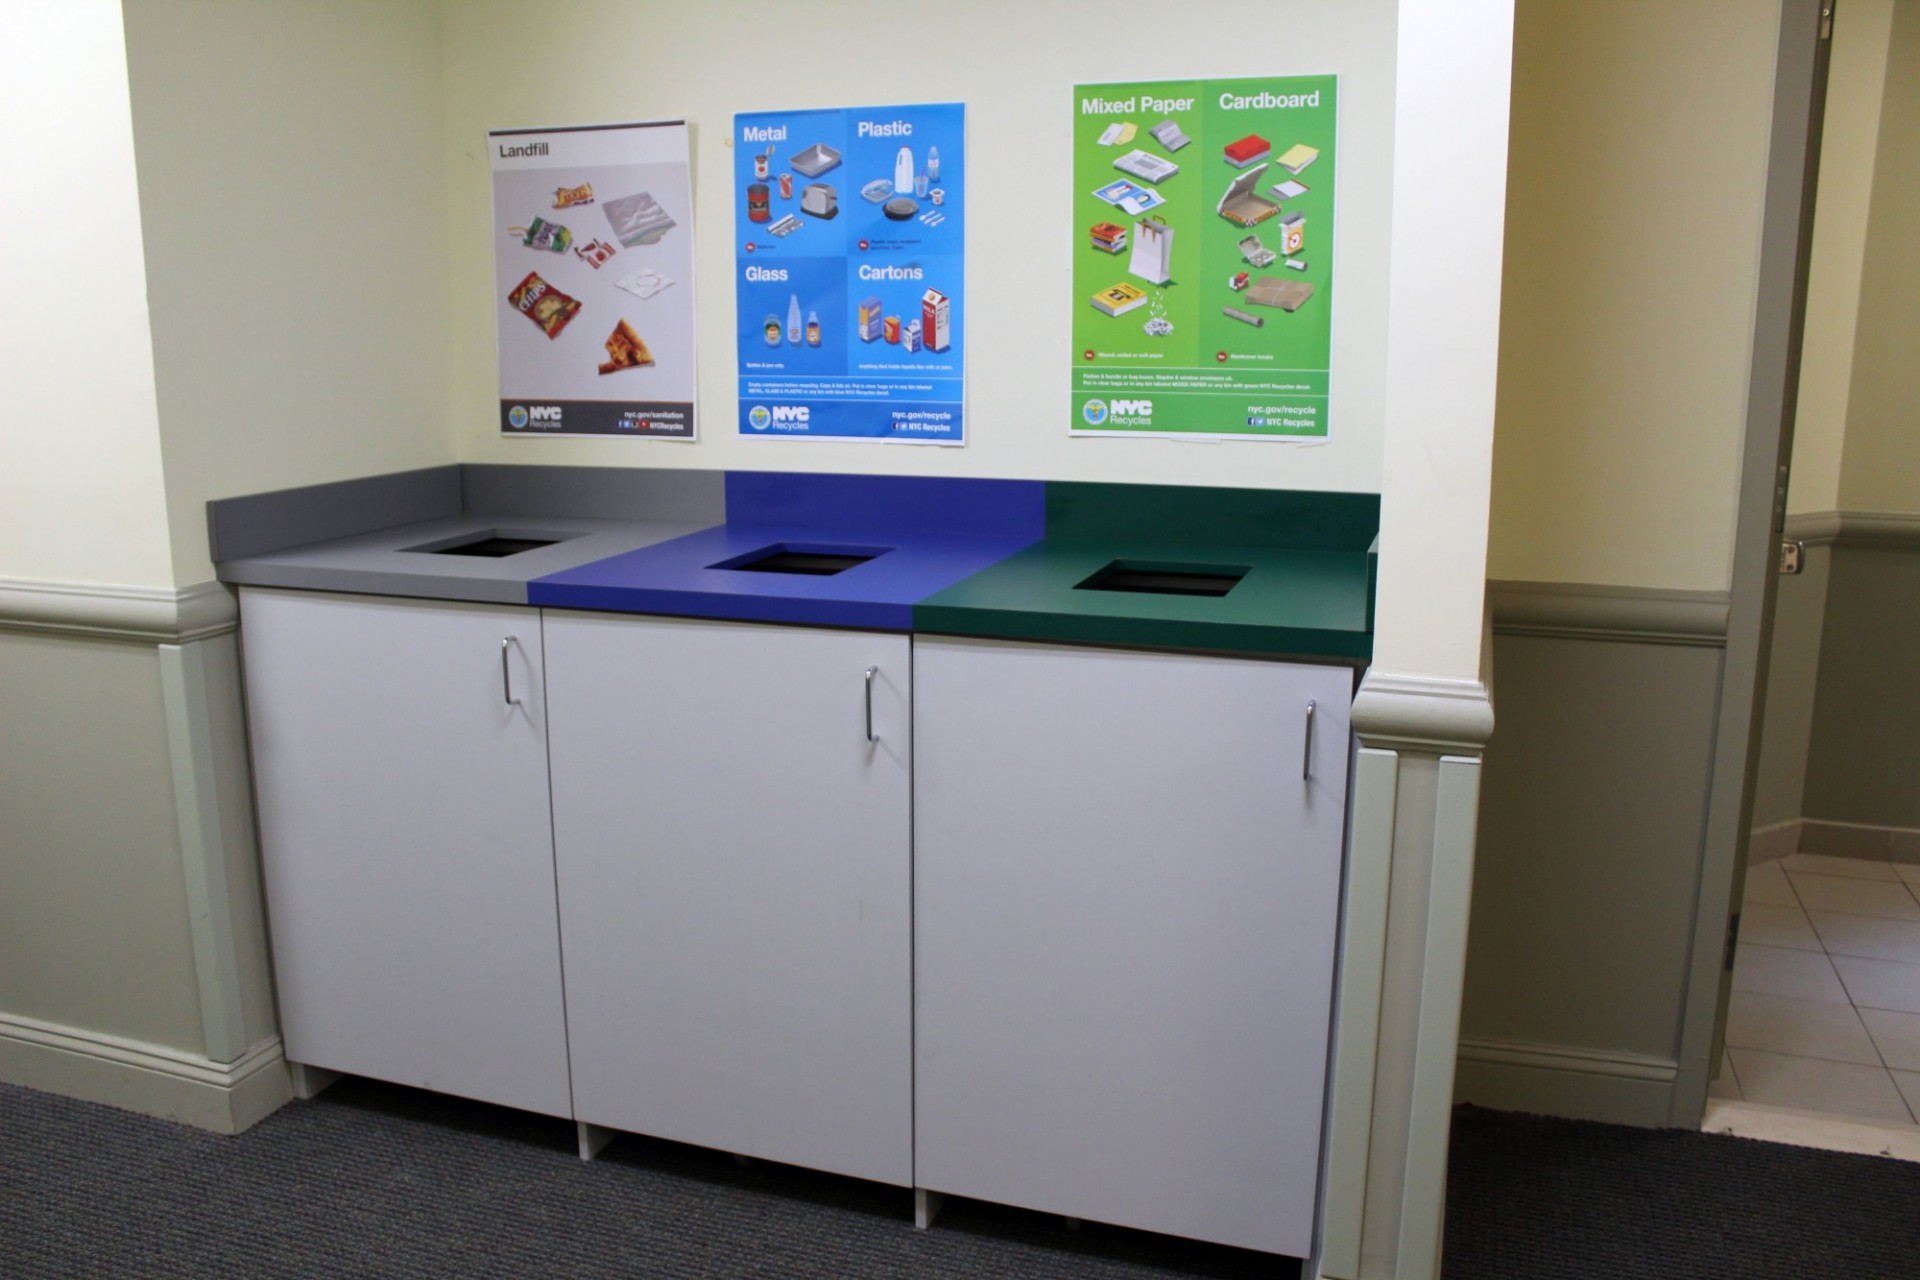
[1487,580,1731,647]
[1785,509,1920,550]
[0,577,238,643]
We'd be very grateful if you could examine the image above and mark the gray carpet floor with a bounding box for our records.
[0,1078,1278,1278]
[10,1078,1920,1277]
[1444,1104,1920,1278]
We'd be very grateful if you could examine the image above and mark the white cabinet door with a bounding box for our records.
[913,636,1352,1255]
[239,589,571,1118]
[544,612,913,1186]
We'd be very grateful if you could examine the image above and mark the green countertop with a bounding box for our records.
[915,484,1377,661]
[915,541,1372,660]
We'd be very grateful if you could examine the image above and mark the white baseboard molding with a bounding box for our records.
[1756,816,1920,863]
[0,1011,291,1134]
[1454,1036,1677,1128]
[1800,818,1920,863]
[1747,820,1802,864]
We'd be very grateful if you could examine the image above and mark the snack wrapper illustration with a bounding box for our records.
[508,271,582,339]
[599,319,654,374]
[553,183,595,208]
[517,217,572,253]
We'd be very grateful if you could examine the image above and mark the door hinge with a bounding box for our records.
[1724,911,1742,972]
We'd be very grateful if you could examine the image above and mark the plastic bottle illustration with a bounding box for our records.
[926,146,940,183]
[787,294,802,345]
[894,146,914,198]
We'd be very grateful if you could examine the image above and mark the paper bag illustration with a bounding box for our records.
[1128,216,1174,286]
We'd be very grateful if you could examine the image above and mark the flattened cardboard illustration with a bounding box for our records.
[1071,77,1335,440]
[734,103,965,444]
[491,121,696,439]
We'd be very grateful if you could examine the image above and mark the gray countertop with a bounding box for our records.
[218,515,712,606]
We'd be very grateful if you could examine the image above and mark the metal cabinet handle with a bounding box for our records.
[864,667,878,743]
[502,636,521,707]
[1302,700,1316,781]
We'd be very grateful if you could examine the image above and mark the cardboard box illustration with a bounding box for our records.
[1216,163,1281,228]
[1245,276,1315,312]
[858,296,884,342]
[1223,134,1271,168]
[1280,212,1306,255]
[1274,143,1319,175]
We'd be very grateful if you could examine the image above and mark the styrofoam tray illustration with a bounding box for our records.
[790,143,842,177]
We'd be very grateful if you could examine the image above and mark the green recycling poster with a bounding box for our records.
[1071,76,1335,440]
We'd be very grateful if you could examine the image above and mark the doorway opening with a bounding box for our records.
[1710,0,1920,1137]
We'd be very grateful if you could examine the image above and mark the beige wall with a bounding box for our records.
[1486,1,1780,592]
[121,0,456,587]
[0,0,173,589]
[438,0,1399,496]
[1835,0,1920,516]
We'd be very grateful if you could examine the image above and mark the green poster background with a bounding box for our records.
[1070,76,1336,438]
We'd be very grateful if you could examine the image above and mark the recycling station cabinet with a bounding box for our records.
[219,466,1376,1259]
[544,611,914,1188]
[912,636,1350,1257]
[240,590,573,1119]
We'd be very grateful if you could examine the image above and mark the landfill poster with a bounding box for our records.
[491,120,696,439]
[1071,77,1335,440]
[733,103,965,444]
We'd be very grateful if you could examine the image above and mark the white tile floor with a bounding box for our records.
[1712,854,1920,1125]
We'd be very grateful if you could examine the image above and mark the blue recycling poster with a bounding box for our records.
[733,103,964,444]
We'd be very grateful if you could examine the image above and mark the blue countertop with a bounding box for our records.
[528,522,1040,630]
[529,473,1046,629]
